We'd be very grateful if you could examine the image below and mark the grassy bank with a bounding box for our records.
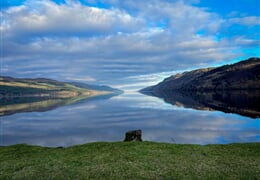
[0,142,259,179]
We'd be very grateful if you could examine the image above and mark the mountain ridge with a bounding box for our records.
[141,57,260,92]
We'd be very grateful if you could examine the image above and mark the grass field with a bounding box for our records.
[0,142,259,179]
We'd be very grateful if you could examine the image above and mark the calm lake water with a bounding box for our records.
[0,92,259,147]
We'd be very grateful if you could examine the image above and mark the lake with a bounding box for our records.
[0,92,259,147]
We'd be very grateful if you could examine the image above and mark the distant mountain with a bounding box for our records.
[71,82,123,95]
[0,76,113,99]
[142,57,260,92]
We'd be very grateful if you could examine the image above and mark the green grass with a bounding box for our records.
[0,142,259,179]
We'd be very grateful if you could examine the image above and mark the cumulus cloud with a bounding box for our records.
[2,0,144,40]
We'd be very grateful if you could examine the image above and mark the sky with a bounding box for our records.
[0,0,259,90]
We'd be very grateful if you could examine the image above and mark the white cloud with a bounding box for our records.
[2,0,144,40]
[1,0,259,86]
[65,76,96,83]
[229,16,260,26]
[115,71,183,91]
[233,37,260,47]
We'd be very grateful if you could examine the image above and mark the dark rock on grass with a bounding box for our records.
[124,129,142,142]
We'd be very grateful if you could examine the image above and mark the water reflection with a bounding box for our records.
[0,92,259,147]
[0,93,117,117]
[141,90,260,119]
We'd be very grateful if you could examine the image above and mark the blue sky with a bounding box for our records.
[0,0,259,90]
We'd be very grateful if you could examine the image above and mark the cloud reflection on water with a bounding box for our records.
[0,92,259,147]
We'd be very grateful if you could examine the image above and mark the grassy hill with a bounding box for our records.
[0,76,110,98]
[0,142,259,179]
[142,57,260,92]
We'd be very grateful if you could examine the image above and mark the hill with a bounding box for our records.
[142,57,260,92]
[70,82,123,95]
[0,76,112,99]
